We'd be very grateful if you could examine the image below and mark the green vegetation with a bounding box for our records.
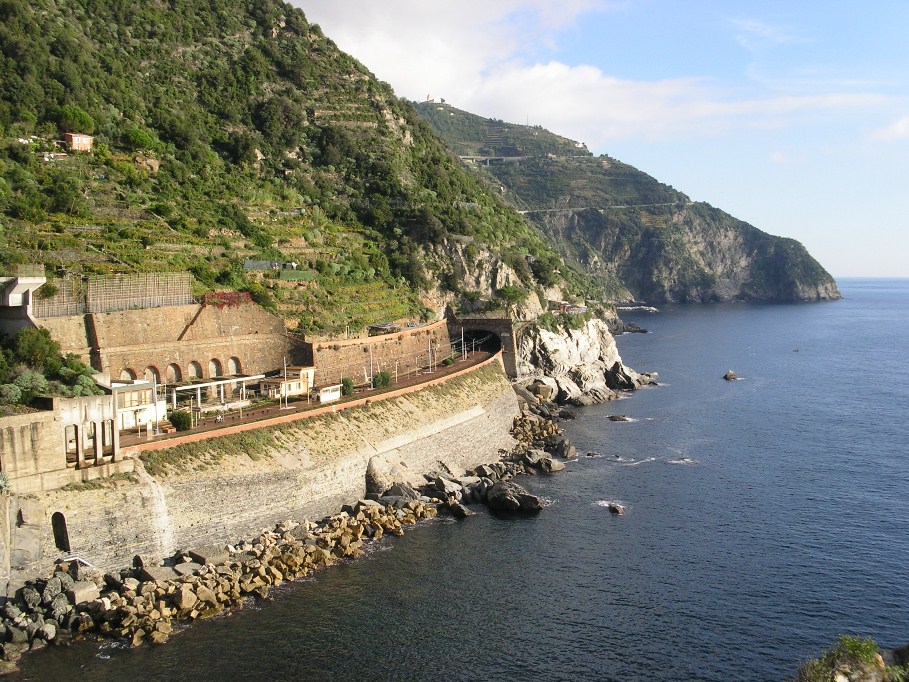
[0,0,582,337]
[796,636,909,682]
[139,426,277,476]
[167,410,192,431]
[371,371,391,389]
[340,377,354,396]
[0,327,102,405]
[416,102,839,303]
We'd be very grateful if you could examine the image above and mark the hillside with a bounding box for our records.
[0,0,596,338]
[416,102,841,303]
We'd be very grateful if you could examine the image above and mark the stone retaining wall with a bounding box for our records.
[0,361,518,594]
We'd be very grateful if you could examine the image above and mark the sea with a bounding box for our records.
[15,278,909,682]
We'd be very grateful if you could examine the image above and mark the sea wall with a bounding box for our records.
[0,361,518,594]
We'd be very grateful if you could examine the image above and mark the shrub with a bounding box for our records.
[797,636,881,682]
[371,371,391,389]
[168,410,192,431]
[0,384,22,405]
[341,377,354,396]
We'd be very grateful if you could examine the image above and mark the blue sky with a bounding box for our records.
[293,1,909,278]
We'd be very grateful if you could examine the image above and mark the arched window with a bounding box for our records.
[208,358,223,378]
[227,357,242,375]
[52,512,71,553]
[144,366,160,383]
[188,361,202,379]
[166,363,182,384]
[119,368,137,381]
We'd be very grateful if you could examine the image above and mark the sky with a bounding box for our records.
[292,1,909,278]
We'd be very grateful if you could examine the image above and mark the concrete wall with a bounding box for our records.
[0,412,60,483]
[309,320,451,386]
[0,397,134,496]
[0,360,518,593]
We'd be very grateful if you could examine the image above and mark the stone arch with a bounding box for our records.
[208,358,223,378]
[166,363,182,383]
[144,366,160,383]
[52,512,71,553]
[227,357,242,375]
[119,368,137,381]
[188,361,202,379]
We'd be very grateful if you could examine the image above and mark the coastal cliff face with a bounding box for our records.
[517,317,654,404]
[549,202,842,303]
[416,102,841,304]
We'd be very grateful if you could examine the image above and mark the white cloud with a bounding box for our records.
[729,18,809,50]
[292,0,611,101]
[292,2,887,153]
[871,115,909,141]
[463,61,883,150]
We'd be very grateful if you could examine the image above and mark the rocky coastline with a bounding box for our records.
[517,317,658,406]
[0,392,580,676]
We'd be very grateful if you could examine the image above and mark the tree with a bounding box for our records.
[494,285,528,318]
[13,327,61,374]
[341,377,354,396]
[372,370,391,389]
[58,104,95,134]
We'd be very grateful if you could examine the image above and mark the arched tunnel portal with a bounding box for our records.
[449,317,524,379]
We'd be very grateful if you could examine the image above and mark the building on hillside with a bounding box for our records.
[313,384,343,404]
[63,133,93,152]
[259,365,316,400]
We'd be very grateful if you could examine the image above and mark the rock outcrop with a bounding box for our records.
[517,317,656,405]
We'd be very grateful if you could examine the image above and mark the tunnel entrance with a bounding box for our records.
[461,329,502,354]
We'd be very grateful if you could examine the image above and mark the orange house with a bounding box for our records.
[63,132,93,152]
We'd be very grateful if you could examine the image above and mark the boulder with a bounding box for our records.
[173,562,203,577]
[36,622,57,642]
[188,545,230,566]
[445,503,475,519]
[606,361,641,390]
[365,456,394,497]
[433,476,463,500]
[473,464,499,481]
[486,481,544,514]
[19,586,41,610]
[540,458,565,473]
[523,449,549,467]
[138,566,180,583]
[68,580,100,605]
[723,370,739,381]
[608,503,625,515]
[174,586,198,611]
[384,482,419,501]
[608,415,630,422]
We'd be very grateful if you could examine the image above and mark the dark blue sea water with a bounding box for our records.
[16,279,909,681]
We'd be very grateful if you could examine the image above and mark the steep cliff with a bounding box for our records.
[517,317,655,405]
[416,102,841,304]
